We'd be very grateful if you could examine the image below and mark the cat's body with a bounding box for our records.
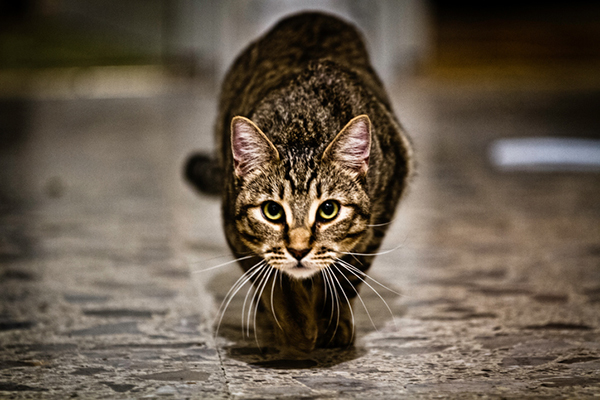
[187,12,412,353]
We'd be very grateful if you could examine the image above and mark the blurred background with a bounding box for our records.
[1,0,599,93]
[1,1,600,397]
[1,0,599,204]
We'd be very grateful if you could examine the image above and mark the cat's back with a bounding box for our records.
[248,12,371,69]
[219,13,386,118]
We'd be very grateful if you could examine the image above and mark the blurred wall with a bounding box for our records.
[55,0,431,82]
[60,0,165,59]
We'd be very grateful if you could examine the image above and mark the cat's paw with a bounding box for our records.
[319,318,354,348]
[274,323,318,354]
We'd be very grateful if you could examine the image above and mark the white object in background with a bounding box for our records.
[490,138,600,171]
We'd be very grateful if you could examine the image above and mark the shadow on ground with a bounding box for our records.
[206,267,405,368]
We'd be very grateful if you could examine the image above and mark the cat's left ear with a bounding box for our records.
[231,116,280,177]
[323,115,371,176]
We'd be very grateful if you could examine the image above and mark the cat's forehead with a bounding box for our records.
[255,163,353,201]
[282,157,317,195]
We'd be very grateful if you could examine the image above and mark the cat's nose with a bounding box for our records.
[288,247,310,260]
[287,227,311,260]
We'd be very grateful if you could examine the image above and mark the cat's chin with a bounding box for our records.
[282,265,320,280]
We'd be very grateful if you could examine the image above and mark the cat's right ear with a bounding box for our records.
[322,115,371,177]
[231,116,280,177]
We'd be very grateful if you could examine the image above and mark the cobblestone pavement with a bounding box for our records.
[1,78,599,399]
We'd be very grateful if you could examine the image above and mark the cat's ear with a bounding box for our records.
[323,115,371,176]
[231,116,280,177]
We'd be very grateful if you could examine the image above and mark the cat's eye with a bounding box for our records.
[262,201,284,222]
[318,200,340,221]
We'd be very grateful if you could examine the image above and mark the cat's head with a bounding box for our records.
[231,115,371,279]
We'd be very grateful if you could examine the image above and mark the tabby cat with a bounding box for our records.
[186,12,412,353]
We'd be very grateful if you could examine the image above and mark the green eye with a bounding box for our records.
[262,201,284,222]
[318,200,340,221]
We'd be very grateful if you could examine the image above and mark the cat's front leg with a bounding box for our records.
[260,275,319,354]
[317,295,355,348]
[315,263,370,348]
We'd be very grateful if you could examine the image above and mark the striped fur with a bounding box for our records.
[188,12,412,353]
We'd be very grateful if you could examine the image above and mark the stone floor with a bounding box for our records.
[0,73,599,399]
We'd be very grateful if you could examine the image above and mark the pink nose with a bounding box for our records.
[288,248,310,260]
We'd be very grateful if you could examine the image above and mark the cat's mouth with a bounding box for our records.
[285,261,319,279]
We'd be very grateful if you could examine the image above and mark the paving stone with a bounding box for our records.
[67,322,142,336]
[137,369,211,382]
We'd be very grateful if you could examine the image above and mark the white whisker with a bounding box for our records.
[252,267,274,348]
[366,217,397,227]
[322,268,340,340]
[244,265,270,337]
[327,266,355,344]
[336,258,403,296]
[191,255,257,274]
[336,258,398,328]
[214,261,266,338]
[341,251,363,266]
[270,269,283,331]
[333,264,376,330]
[220,264,265,331]
[321,268,337,330]
[339,242,405,258]
[188,251,251,265]
[320,268,329,315]
[241,268,261,337]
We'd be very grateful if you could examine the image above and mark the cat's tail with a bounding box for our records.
[184,153,223,196]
